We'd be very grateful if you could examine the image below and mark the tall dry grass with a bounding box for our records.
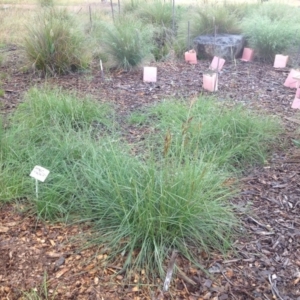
[0,6,34,45]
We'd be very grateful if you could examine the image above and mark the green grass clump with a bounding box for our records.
[128,111,147,125]
[121,0,183,61]
[0,89,4,97]
[122,0,142,14]
[82,151,236,277]
[224,2,260,21]
[241,3,300,62]
[12,87,113,131]
[187,4,241,37]
[253,2,298,22]
[0,87,114,216]
[142,98,281,170]
[24,8,90,75]
[175,4,241,56]
[38,0,54,7]
[0,88,239,277]
[138,0,174,28]
[0,89,282,278]
[100,16,154,70]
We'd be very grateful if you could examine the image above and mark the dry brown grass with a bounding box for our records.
[1,0,300,5]
[0,7,34,45]
[0,0,299,46]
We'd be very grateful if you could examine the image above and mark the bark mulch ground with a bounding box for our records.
[1,48,300,300]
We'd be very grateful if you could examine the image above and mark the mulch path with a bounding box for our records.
[1,47,300,300]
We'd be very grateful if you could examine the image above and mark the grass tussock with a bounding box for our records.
[100,16,154,70]
[138,0,174,28]
[241,3,300,61]
[0,88,282,277]
[187,4,241,37]
[143,98,281,170]
[175,3,241,56]
[24,8,91,75]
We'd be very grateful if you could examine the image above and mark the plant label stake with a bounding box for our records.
[30,165,50,199]
[143,67,157,82]
[274,55,289,68]
[100,59,104,80]
[241,47,254,62]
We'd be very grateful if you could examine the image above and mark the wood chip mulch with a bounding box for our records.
[1,48,300,299]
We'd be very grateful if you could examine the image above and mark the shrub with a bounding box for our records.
[241,15,299,62]
[24,8,90,75]
[100,16,154,70]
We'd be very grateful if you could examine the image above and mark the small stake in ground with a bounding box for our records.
[163,250,178,292]
[110,0,114,22]
[100,59,104,80]
[30,165,50,199]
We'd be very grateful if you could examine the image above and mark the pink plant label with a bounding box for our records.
[241,48,254,62]
[284,69,300,88]
[209,56,225,71]
[292,97,300,109]
[184,50,197,64]
[274,55,289,68]
[203,73,218,92]
[143,67,157,83]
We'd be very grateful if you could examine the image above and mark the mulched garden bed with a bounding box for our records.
[1,48,300,300]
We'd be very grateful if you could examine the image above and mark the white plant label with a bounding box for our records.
[30,165,50,182]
